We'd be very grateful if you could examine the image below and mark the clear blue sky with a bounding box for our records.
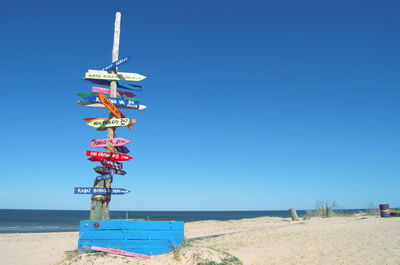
[1,0,399,211]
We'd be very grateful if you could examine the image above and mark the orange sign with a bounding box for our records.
[98,94,133,130]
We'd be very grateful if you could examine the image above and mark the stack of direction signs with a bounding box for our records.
[75,55,146,219]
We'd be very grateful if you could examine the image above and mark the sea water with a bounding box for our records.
[0,209,363,233]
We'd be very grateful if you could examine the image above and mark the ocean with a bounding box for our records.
[0,209,363,233]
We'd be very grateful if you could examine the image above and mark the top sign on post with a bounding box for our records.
[101,55,131,71]
[85,70,146,82]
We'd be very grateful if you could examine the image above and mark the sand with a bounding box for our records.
[0,215,399,265]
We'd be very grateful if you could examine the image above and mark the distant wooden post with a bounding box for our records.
[90,12,121,221]
[289,208,299,221]
[325,207,333,217]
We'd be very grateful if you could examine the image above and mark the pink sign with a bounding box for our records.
[92,86,136,98]
[90,138,131,148]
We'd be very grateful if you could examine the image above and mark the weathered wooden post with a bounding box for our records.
[325,207,333,217]
[289,208,299,221]
[90,12,121,221]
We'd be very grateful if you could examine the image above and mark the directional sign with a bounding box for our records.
[77,92,138,101]
[86,118,136,129]
[83,78,142,91]
[96,174,113,181]
[100,55,131,71]
[77,101,147,110]
[74,187,130,195]
[85,70,146,82]
[97,93,132,130]
[82,95,140,109]
[90,138,131,148]
[86,150,133,161]
[92,86,136,98]
[84,118,107,122]
[94,166,126,175]
[116,145,130,154]
[101,159,123,169]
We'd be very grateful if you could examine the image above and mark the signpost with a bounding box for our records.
[94,166,126,175]
[96,174,113,181]
[101,159,123,170]
[115,146,130,154]
[86,117,136,129]
[100,55,131,71]
[82,95,140,108]
[84,78,143,91]
[90,138,131,148]
[75,187,130,195]
[86,150,133,161]
[77,92,138,101]
[77,101,147,110]
[92,87,136,98]
[85,70,146,82]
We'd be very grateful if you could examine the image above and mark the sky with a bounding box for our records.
[0,0,399,211]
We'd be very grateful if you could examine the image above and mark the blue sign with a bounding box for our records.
[74,187,130,195]
[96,174,113,181]
[83,95,140,109]
[101,56,131,71]
[93,166,126,175]
[82,78,142,92]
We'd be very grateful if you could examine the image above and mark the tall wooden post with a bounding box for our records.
[90,12,121,220]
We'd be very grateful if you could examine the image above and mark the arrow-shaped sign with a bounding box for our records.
[92,86,136,98]
[74,187,130,195]
[96,174,113,181]
[94,166,126,175]
[83,78,142,91]
[101,159,123,169]
[97,93,132,130]
[77,92,138,101]
[86,117,136,129]
[77,101,147,110]
[85,70,146,82]
[86,150,133,161]
[115,145,130,154]
[90,138,131,148]
[100,55,131,71]
[82,95,140,109]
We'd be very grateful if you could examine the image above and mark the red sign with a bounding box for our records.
[86,150,133,161]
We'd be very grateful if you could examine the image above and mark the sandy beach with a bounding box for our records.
[0,215,399,265]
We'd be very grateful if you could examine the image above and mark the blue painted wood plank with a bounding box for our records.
[80,229,183,240]
[78,239,183,255]
[80,220,184,231]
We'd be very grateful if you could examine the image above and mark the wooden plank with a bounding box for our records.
[77,101,147,110]
[75,187,130,195]
[80,220,184,231]
[92,86,136,98]
[115,145,130,154]
[86,150,133,161]
[85,70,146,82]
[82,95,140,108]
[86,118,135,129]
[93,166,126,175]
[80,229,183,240]
[83,78,143,91]
[97,94,132,130]
[91,246,150,258]
[90,138,131,148]
[78,240,178,255]
[77,92,138,101]
[100,55,131,71]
